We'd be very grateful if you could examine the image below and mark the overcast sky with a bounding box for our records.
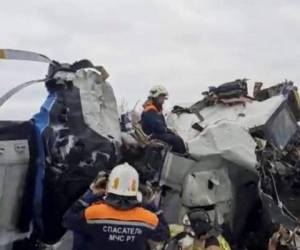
[0,0,300,120]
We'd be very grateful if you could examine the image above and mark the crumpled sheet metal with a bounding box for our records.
[181,168,233,207]
[167,95,285,142]
[167,112,200,141]
[73,68,121,144]
[187,122,257,171]
[159,152,195,191]
[197,95,284,130]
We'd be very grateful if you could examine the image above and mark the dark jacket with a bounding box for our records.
[141,102,168,135]
[141,101,186,154]
[63,190,169,250]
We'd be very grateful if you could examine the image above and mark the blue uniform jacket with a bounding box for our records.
[141,103,168,135]
[63,190,170,250]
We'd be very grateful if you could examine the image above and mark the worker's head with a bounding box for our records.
[104,162,141,209]
[106,162,139,197]
[149,85,168,106]
[183,209,213,239]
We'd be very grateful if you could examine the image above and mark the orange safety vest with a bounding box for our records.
[143,101,160,113]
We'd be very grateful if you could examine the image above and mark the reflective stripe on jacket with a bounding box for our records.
[63,190,169,250]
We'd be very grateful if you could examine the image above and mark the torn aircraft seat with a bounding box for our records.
[32,60,121,243]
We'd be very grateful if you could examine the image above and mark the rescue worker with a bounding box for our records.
[141,85,186,154]
[268,225,295,250]
[63,162,169,250]
[165,209,231,250]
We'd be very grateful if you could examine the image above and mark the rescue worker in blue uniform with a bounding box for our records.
[63,162,170,250]
[141,85,186,154]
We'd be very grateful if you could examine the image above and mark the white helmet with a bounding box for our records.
[106,162,139,197]
[149,85,169,98]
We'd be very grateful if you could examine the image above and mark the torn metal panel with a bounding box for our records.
[259,190,298,230]
[166,113,200,141]
[159,152,195,191]
[0,140,30,230]
[187,122,257,171]
[181,168,233,207]
[168,95,287,141]
[0,121,36,246]
[264,102,298,150]
[196,95,285,130]
[31,63,121,243]
[73,68,121,143]
[159,190,182,224]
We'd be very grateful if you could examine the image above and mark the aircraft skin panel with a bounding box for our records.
[72,68,121,144]
[32,93,57,232]
[159,152,195,191]
[33,93,57,132]
[29,65,119,243]
[167,95,285,140]
[0,121,36,246]
[187,122,257,171]
[0,140,30,229]
[181,168,233,207]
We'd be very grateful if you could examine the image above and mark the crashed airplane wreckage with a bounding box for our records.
[159,80,300,249]
[0,49,121,249]
[0,50,299,250]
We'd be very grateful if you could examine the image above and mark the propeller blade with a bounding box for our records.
[0,49,51,63]
[0,79,45,109]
